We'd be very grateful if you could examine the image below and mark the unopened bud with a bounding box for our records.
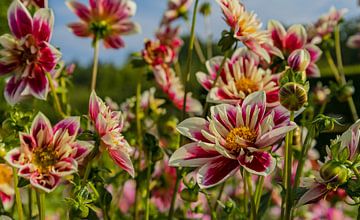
[279,82,308,111]
[336,85,354,102]
[320,161,349,188]
[180,188,198,202]
[199,2,211,16]
[287,49,310,72]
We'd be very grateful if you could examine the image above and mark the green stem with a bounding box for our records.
[203,191,217,219]
[324,51,341,83]
[284,111,295,220]
[28,188,32,220]
[91,40,100,92]
[254,176,265,212]
[13,168,24,220]
[36,191,45,220]
[144,148,152,220]
[352,167,360,180]
[334,25,346,83]
[201,50,231,117]
[134,72,143,220]
[213,181,225,211]
[45,72,66,118]
[243,169,248,213]
[167,169,181,220]
[204,16,213,60]
[245,172,256,220]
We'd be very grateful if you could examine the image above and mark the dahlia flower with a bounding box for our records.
[152,65,203,114]
[155,26,183,53]
[0,0,61,104]
[169,91,297,188]
[308,7,348,43]
[5,113,93,193]
[196,48,280,107]
[0,164,14,210]
[347,33,360,49]
[216,0,278,62]
[89,91,135,177]
[268,20,322,77]
[161,0,193,24]
[66,0,140,49]
[142,40,175,66]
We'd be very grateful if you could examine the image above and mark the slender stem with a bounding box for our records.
[45,72,66,118]
[245,172,256,220]
[318,102,327,115]
[91,40,100,92]
[174,61,182,77]
[284,112,295,220]
[324,51,341,83]
[168,169,181,220]
[194,36,206,64]
[254,176,265,212]
[168,1,200,219]
[213,181,225,211]
[134,72,143,220]
[352,167,360,180]
[28,188,32,220]
[201,50,231,117]
[13,168,24,220]
[243,169,248,213]
[36,191,45,220]
[204,16,213,60]
[203,191,217,219]
[144,148,152,220]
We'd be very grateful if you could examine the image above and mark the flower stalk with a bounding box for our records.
[91,39,100,92]
[13,168,24,220]
[36,191,45,220]
[46,72,66,118]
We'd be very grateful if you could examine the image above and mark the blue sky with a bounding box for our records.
[49,0,360,66]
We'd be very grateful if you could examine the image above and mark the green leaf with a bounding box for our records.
[344,179,360,198]
[17,177,30,188]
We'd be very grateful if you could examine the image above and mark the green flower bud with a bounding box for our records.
[336,84,354,102]
[180,188,198,202]
[279,82,308,111]
[199,2,211,16]
[320,161,350,188]
[224,200,234,214]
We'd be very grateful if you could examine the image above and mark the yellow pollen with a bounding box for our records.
[0,164,12,185]
[235,77,258,95]
[225,126,257,152]
[32,146,58,173]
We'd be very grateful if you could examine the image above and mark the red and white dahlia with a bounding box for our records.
[169,91,297,188]
[142,39,175,66]
[66,0,140,49]
[5,113,93,193]
[196,48,280,107]
[0,0,61,104]
[152,65,203,114]
[89,91,135,177]
[268,20,322,77]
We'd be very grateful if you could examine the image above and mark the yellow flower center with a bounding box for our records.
[225,126,257,152]
[32,146,58,172]
[235,77,258,95]
[0,164,12,185]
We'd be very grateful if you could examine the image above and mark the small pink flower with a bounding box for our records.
[142,40,175,66]
[152,65,203,114]
[287,49,311,72]
[268,20,322,77]
[155,26,184,52]
[308,7,348,43]
[169,91,296,188]
[196,48,280,107]
[118,179,136,213]
[0,164,14,210]
[5,113,93,193]
[161,0,193,24]
[0,0,61,104]
[66,0,140,49]
[89,91,135,177]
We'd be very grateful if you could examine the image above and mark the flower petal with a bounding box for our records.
[38,42,62,72]
[67,22,91,37]
[108,148,135,177]
[89,91,100,121]
[297,183,329,206]
[176,117,210,142]
[27,65,48,100]
[32,8,54,42]
[53,117,80,147]
[268,20,286,49]
[169,142,219,167]
[31,112,53,148]
[4,148,22,168]
[284,24,307,52]
[52,158,78,176]
[103,35,125,49]
[255,122,297,147]
[29,172,61,193]
[4,76,27,105]
[66,1,91,22]
[238,150,276,176]
[71,141,94,163]
[8,0,33,39]
[197,156,239,188]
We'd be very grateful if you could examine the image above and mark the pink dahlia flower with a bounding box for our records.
[0,0,61,104]
[66,0,140,49]
[161,0,193,24]
[169,91,297,188]
[142,39,175,66]
[268,20,322,77]
[89,91,135,177]
[5,113,93,193]
[152,65,203,114]
[196,48,280,107]
[155,26,184,53]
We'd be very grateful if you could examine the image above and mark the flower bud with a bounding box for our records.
[287,49,310,72]
[279,82,308,111]
[199,2,211,16]
[180,188,198,202]
[312,83,330,105]
[320,161,349,188]
[224,200,234,214]
[336,84,354,102]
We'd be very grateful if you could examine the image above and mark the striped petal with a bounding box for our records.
[53,117,80,147]
[67,22,91,37]
[30,112,53,148]
[284,24,307,52]
[297,183,329,206]
[32,8,54,42]
[66,1,91,22]
[238,149,276,176]
[29,172,61,193]
[4,76,27,105]
[8,0,33,39]
[27,65,48,100]
[108,147,135,177]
